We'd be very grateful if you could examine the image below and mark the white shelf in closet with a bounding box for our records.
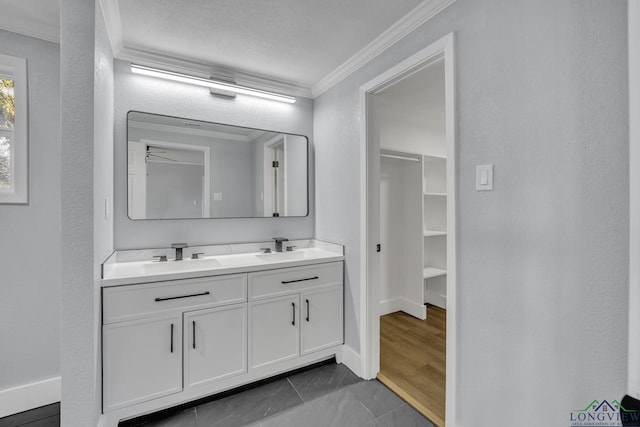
[422,153,448,310]
[423,267,447,279]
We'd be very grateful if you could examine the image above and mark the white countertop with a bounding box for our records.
[102,239,344,287]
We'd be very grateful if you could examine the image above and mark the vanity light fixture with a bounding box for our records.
[130,64,297,104]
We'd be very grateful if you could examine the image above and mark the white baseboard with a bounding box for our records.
[0,376,61,418]
[379,298,402,316]
[379,297,426,320]
[340,345,364,378]
[425,292,447,310]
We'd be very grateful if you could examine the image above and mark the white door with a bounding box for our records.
[183,304,247,388]
[103,314,182,411]
[248,294,299,370]
[300,285,343,355]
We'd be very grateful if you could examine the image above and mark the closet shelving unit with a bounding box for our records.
[422,154,447,309]
[378,149,447,318]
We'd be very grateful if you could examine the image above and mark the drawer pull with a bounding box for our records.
[170,323,174,353]
[192,320,196,349]
[306,299,310,322]
[281,276,319,284]
[155,291,210,302]
[292,302,296,326]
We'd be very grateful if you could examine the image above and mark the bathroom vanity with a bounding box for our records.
[100,239,344,426]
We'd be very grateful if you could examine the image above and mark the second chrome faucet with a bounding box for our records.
[171,243,188,261]
[272,237,288,252]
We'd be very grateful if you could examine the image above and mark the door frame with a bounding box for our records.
[358,33,457,425]
[263,134,287,216]
[140,139,211,218]
[628,0,640,399]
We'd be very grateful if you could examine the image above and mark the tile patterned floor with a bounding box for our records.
[0,363,436,427]
[0,403,60,427]
[127,362,436,427]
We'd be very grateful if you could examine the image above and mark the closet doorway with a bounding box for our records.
[360,34,456,427]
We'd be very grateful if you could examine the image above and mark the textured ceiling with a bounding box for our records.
[0,0,434,91]
[118,0,425,88]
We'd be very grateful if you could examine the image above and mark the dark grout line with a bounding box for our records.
[285,376,305,404]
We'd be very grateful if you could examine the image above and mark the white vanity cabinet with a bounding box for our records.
[248,262,343,370]
[248,294,300,369]
[102,273,247,411]
[101,244,344,427]
[183,304,247,388]
[103,313,183,410]
[300,285,343,355]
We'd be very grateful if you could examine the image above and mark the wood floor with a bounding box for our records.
[379,305,446,426]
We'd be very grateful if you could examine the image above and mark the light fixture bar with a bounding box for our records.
[131,64,296,104]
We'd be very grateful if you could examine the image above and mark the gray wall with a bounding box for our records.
[146,163,205,218]
[60,0,114,424]
[0,30,60,391]
[114,60,314,249]
[314,1,628,425]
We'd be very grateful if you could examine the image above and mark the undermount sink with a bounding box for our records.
[256,250,309,262]
[140,257,221,273]
[213,253,261,267]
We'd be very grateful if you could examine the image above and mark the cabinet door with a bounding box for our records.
[300,285,343,355]
[249,294,299,370]
[184,304,247,388]
[103,314,182,411]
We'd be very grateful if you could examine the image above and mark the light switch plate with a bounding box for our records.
[213,192,223,201]
[476,164,493,191]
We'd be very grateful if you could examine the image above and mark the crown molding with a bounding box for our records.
[311,0,455,97]
[0,21,59,44]
[99,0,124,56]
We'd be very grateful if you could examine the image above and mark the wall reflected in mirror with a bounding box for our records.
[127,111,308,219]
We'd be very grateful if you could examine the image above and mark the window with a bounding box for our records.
[0,54,27,204]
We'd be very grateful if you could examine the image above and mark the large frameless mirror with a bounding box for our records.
[127,111,308,219]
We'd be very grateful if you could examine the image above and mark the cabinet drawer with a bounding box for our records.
[248,262,343,300]
[103,274,247,324]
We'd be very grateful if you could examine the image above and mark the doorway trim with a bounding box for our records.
[140,139,211,218]
[358,33,456,425]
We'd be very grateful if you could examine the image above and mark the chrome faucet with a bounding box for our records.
[171,243,188,261]
[272,237,289,253]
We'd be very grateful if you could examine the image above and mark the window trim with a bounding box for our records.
[0,53,27,204]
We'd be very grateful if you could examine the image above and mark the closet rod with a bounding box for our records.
[380,153,420,162]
